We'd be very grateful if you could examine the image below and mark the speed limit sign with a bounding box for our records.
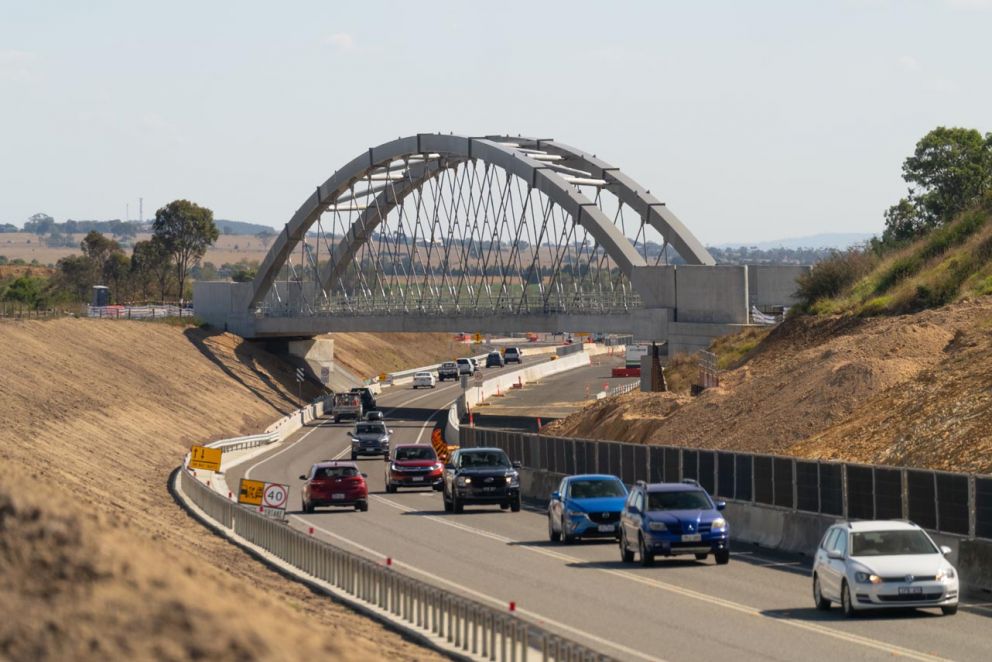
[262,482,289,509]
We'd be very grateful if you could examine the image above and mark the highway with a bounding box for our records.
[227,358,991,662]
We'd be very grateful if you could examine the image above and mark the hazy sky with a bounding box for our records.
[2,0,990,244]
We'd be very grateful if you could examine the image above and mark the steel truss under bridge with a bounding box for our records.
[250,134,714,322]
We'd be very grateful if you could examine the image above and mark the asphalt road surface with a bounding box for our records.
[227,360,991,662]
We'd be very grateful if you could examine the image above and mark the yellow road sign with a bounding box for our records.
[238,478,265,506]
[473,332,483,343]
[188,445,222,472]
[379,372,388,382]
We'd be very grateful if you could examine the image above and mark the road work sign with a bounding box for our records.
[238,478,266,506]
[188,445,222,472]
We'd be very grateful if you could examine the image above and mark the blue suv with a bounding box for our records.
[619,480,730,566]
[548,474,628,543]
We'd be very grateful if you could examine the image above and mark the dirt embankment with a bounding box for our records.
[545,299,992,474]
[0,319,443,661]
[326,332,464,380]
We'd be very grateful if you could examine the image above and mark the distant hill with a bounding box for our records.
[214,219,278,236]
[714,232,875,250]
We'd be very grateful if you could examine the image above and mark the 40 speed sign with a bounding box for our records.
[238,479,289,510]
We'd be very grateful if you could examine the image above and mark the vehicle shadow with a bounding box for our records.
[761,606,945,622]
[380,406,448,423]
[728,544,812,578]
[562,558,709,570]
[400,508,510,517]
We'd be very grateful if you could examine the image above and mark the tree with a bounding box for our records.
[152,199,219,303]
[54,254,98,302]
[80,231,123,275]
[256,230,276,248]
[131,237,174,302]
[901,127,992,226]
[881,198,927,243]
[103,252,131,303]
[23,213,55,235]
[2,275,46,307]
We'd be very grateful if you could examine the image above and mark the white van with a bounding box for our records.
[625,344,648,369]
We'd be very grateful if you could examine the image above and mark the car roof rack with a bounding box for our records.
[681,478,700,486]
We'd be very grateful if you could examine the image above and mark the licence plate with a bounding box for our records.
[899,586,923,595]
[597,524,615,533]
[682,533,702,542]
[483,487,497,493]
[332,493,346,500]
[411,476,424,482]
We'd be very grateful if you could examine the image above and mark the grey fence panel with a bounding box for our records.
[773,458,793,509]
[523,434,536,467]
[754,456,773,505]
[664,448,680,483]
[846,465,874,520]
[598,443,610,476]
[608,443,622,480]
[633,445,649,483]
[716,453,734,499]
[574,440,589,474]
[682,449,699,483]
[873,468,903,520]
[795,461,818,513]
[819,464,843,516]
[621,444,635,484]
[585,441,598,475]
[906,470,937,530]
[936,472,969,535]
[976,477,992,540]
[699,452,716,495]
[555,438,567,475]
[650,447,666,483]
[735,455,753,502]
[541,436,552,472]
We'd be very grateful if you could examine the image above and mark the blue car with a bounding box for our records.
[619,480,730,566]
[548,474,628,543]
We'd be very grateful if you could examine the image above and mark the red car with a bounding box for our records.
[300,461,369,512]
[384,444,444,493]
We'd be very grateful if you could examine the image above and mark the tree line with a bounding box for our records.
[1,200,218,309]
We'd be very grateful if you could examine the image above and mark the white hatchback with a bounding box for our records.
[812,520,959,616]
[412,371,437,389]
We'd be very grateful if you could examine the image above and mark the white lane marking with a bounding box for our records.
[244,419,332,479]
[368,496,951,662]
[290,514,666,662]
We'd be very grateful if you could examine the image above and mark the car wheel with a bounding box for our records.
[560,516,574,543]
[841,580,858,617]
[620,531,634,563]
[548,514,561,542]
[715,549,730,565]
[302,500,313,514]
[639,535,654,567]
[357,500,369,512]
[500,503,509,510]
[453,494,464,514]
[350,452,357,461]
[333,416,340,423]
[813,574,831,611]
[695,553,708,561]
[510,498,521,513]
[941,605,958,616]
[385,483,396,494]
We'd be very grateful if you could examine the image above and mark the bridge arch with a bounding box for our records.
[249,133,714,318]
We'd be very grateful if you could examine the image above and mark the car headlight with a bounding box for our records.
[390,463,398,471]
[456,476,471,486]
[432,463,443,471]
[711,517,726,530]
[505,472,519,484]
[936,567,956,582]
[854,571,882,585]
[565,509,586,518]
[647,521,667,532]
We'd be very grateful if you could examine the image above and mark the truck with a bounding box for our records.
[331,392,363,423]
[625,344,648,369]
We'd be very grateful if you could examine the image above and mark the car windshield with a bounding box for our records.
[442,363,456,368]
[460,451,511,468]
[355,424,385,435]
[647,490,712,511]
[415,372,431,377]
[570,479,625,499]
[851,530,938,556]
[396,447,435,461]
[314,466,357,479]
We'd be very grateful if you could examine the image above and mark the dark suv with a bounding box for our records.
[442,447,521,513]
[619,480,730,566]
[350,387,377,411]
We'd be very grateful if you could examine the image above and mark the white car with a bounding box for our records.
[812,520,959,616]
[412,371,437,389]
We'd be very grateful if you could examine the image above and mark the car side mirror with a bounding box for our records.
[512,461,522,469]
[716,501,726,511]
[940,545,952,555]
[299,475,307,481]
[551,491,561,501]
[827,549,844,561]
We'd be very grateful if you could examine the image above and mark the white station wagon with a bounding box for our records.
[412,371,437,389]
[812,520,959,616]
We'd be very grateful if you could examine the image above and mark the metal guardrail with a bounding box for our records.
[462,428,992,543]
[607,382,638,398]
[178,469,610,661]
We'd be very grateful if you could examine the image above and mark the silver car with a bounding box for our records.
[348,421,392,461]
[812,520,959,616]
